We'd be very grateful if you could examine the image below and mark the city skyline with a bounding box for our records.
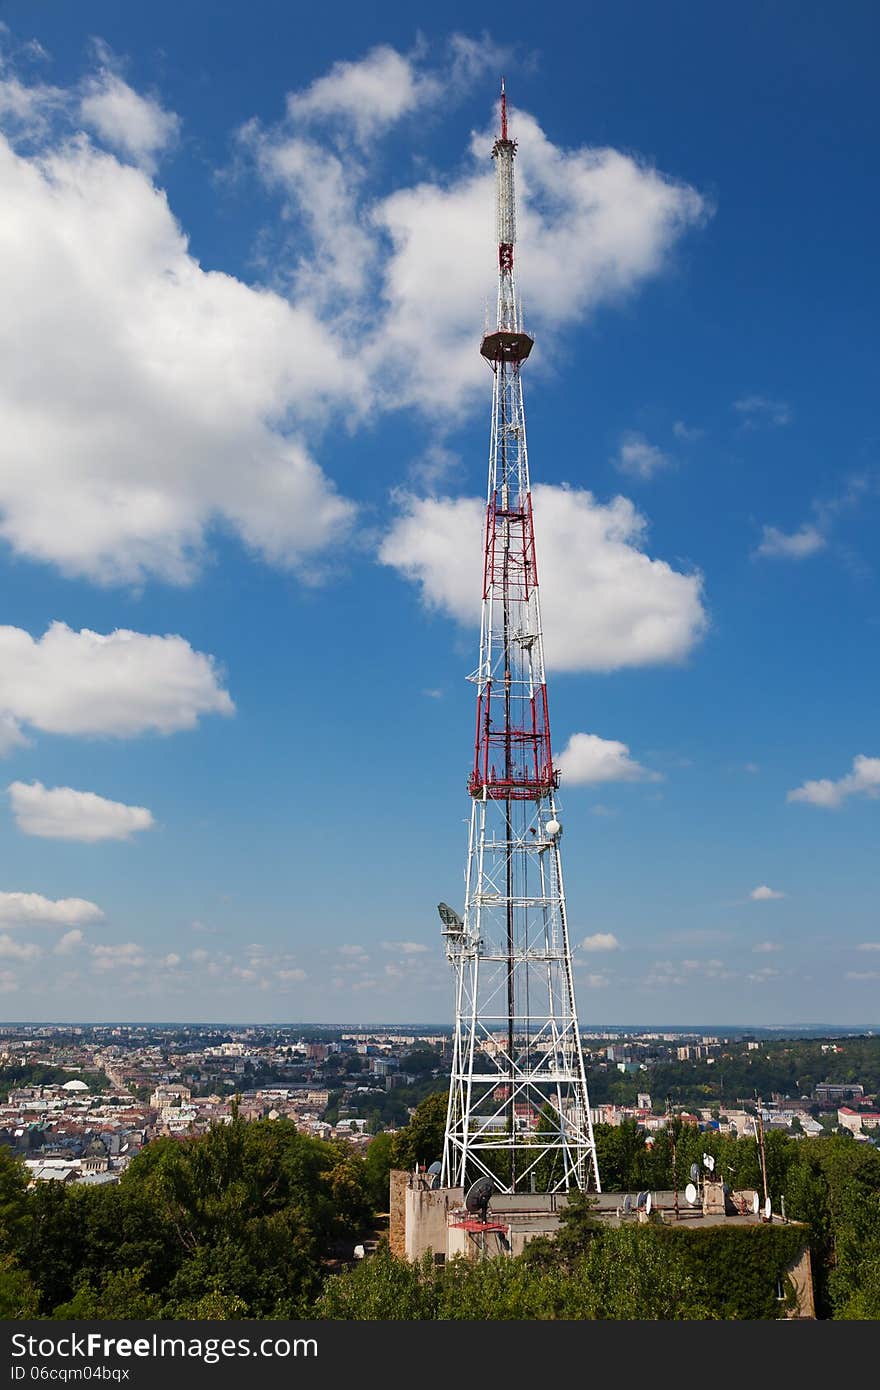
[0,4,878,1023]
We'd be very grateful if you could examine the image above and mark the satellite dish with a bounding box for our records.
[752,1192,760,1215]
[465,1176,495,1220]
[438,903,464,935]
[685,1182,698,1206]
[545,819,561,837]
[764,1197,772,1220]
[637,1191,649,1209]
[622,1193,633,1214]
[689,1162,699,1182]
[703,1153,715,1173]
[645,1193,652,1215]
[426,1161,442,1175]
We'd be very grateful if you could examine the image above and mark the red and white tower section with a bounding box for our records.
[440,87,600,1194]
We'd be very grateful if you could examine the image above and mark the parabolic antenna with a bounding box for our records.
[465,1176,495,1219]
[637,1191,649,1209]
[689,1162,699,1182]
[438,903,464,935]
[622,1193,633,1214]
[685,1182,698,1206]
[703,1152,715,1173]
[764,1197,772,1220]
[752,1192,760,1215]
[645,1193,652,1215]
[426,1161,442,1175]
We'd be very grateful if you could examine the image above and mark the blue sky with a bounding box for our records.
[0,1,877,1024]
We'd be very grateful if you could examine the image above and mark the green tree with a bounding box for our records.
[389,1092,447,1171]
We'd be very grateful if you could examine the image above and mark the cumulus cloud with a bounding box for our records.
[755,524,826,560]
[55,930,85,955]
[846,970,880,981]
[0,622,233,747]
[753,941,782,953]
[91,941,145,971]
[580,933,620,952]
[0,933,40,961]
[857,942,880,952]
[787,755,880,809]
[285,44,436,144]
[0,44,708,589]
[558,733,659,785]
[613,431,671,481]
[0,128,357,584]
[750,885,785,901]
[380,485,706,673]
[80,70,179,172]
[375,109,707,414]
[381,940,429,954]
[9,780,155,842]
[0,891,103,928]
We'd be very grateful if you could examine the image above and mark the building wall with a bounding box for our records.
[403,1184,464,1261]
[388,1170,408,1259]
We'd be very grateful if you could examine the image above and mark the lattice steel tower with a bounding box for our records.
[440,85,600,1194]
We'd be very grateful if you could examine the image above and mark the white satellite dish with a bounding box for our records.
[545,819,561,837]
[764,1197,772,1220]
[645,1192,652,1215]
[752,1192,760,1215]
[622,1193,633,1214]
[703,1152,715,1173]
[685,1182,698,1206]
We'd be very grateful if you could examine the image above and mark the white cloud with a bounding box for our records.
[753,941,782,953]
[286,44,435,144]
[0,714,29,755]
[278,967,307,983]
[750,885,785,901]
[614,431,670,481]
[857,942,880,952]
[846,970,880,981]
[787,755,880,809]
[381,940,429,954]
[0,891,103,928]
[747,967,780,983]
[55,930,85,955]
[558,733,659,786]
[734,396,791,427]
[0,971,16,993]
[0,129,357,584]
[0,47,708,588]
[580,933,620,952]
[672,421,703,441]
[380,485,707,673]
[0,622,233,746]
[583,973,609,988]
[162,953,181,967]
[0,934,40,961]
[375,110,707,415]
[91,941,145,971]
[338,944,368,957]
[80,71,179,172]
[9,780,155,842]
[755,524,826,559]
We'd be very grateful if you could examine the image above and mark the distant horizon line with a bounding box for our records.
[0,1019,877,1033]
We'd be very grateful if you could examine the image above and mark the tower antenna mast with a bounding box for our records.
[440,84,600,1193]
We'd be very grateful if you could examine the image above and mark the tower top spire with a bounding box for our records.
[500,76,508,141]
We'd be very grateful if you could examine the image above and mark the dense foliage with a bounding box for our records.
[0,1090,877,1319]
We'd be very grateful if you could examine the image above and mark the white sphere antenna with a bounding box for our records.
[545,818,561,837]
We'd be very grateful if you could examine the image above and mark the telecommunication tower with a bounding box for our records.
[440,85,600,1194]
